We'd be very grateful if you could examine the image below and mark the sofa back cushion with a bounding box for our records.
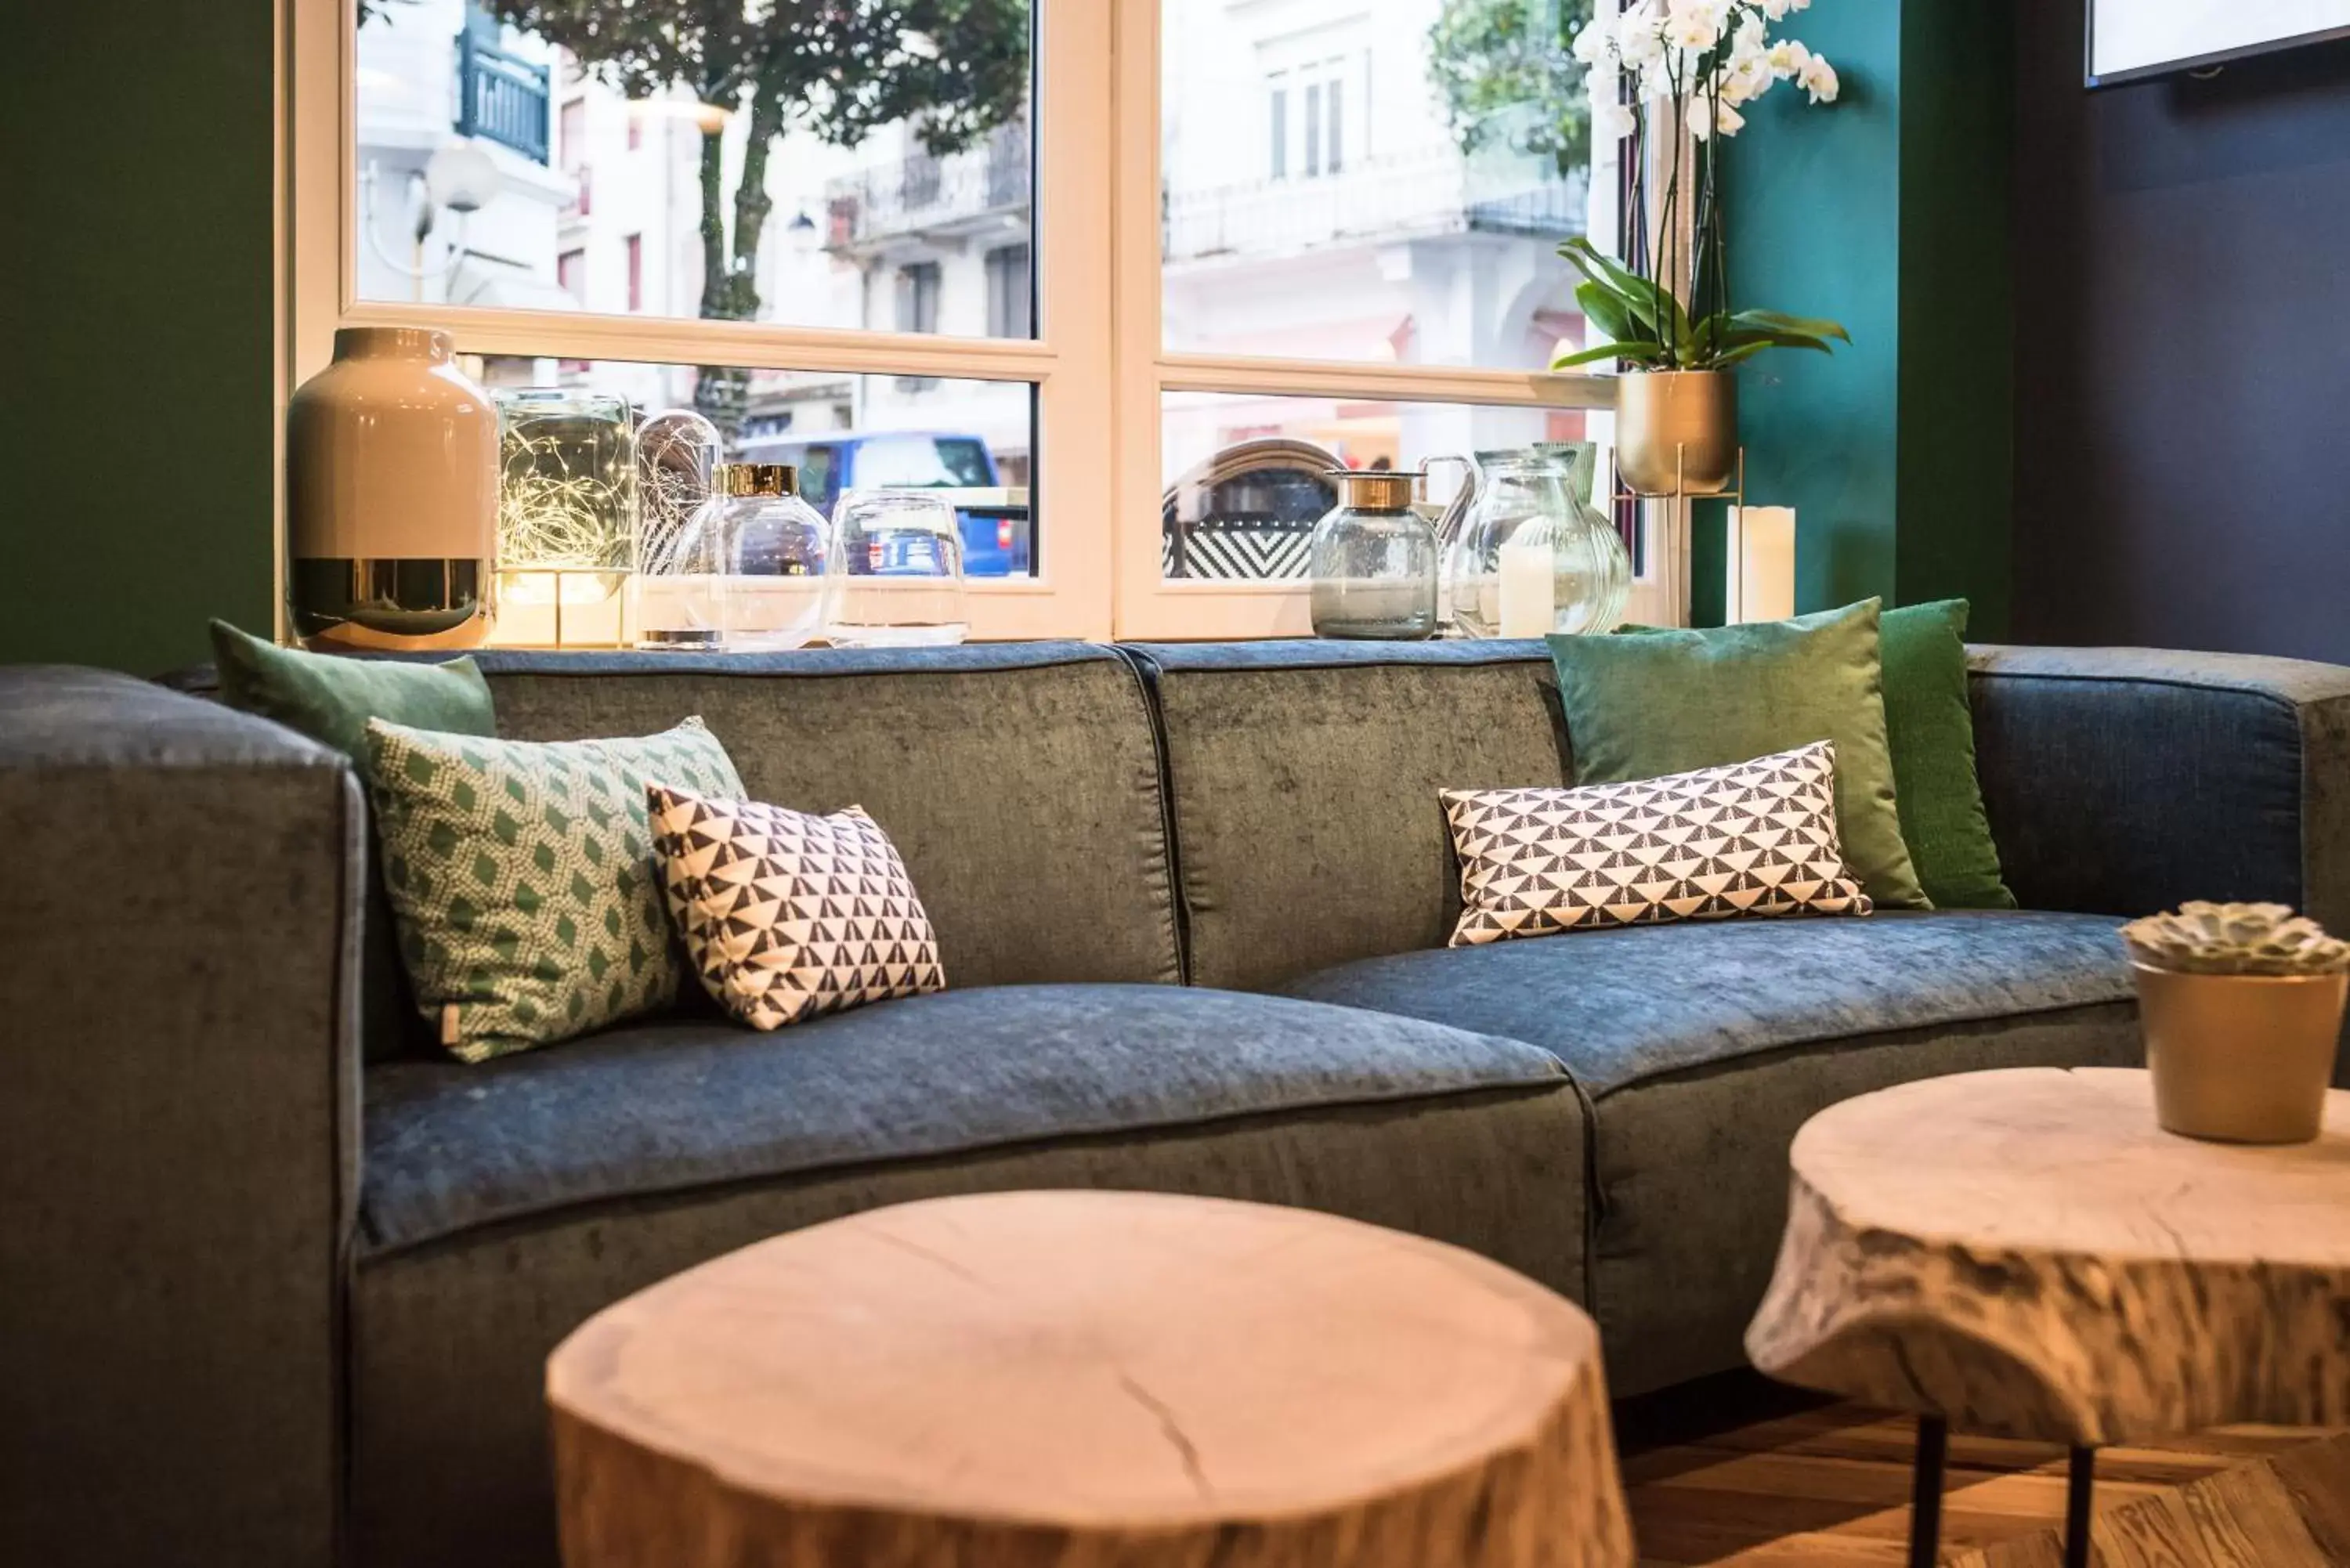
[1126,641,1570,992]
[468,644,1181,993]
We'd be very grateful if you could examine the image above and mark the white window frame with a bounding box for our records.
[1112,0,1618,638]
[285,0,1624,644]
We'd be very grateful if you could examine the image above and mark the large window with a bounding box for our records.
[292,0,1622,639]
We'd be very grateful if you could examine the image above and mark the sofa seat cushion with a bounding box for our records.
[357,981,1567,1257]
[1282,911,2140,1396]
[1280,910,2132,1093]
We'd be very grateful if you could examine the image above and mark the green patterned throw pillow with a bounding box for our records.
[364,717,745,1061]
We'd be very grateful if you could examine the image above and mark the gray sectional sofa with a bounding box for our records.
[5,637,2349,1568]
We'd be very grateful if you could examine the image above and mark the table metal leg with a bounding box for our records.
[1909,1415,1949,1568]
[2065,1446,2095,1568]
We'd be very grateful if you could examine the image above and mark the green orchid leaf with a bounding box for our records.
[1574,282,1640,346]
[1550,339,1665,368]
[1729,308,1852,344]
[1560,237,1690,350]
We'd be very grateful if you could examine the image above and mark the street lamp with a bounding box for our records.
[362,136,504,300]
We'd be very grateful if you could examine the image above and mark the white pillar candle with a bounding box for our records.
[1726,506,1796,624]
[1497,537,1556,638]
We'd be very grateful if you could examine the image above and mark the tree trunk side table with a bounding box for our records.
[1746,1066,2350,1568]
[548,1189,1636,1568]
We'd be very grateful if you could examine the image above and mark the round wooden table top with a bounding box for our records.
[1746,1066,2350,1445]
[548,1190,1633,1568]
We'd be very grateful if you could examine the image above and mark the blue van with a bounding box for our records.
[733,429,1032,577]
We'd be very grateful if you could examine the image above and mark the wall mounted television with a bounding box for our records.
[2088,0,2350,85]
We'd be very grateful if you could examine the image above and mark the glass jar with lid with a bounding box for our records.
[1307,468,1441,641]
[714,464,832,651]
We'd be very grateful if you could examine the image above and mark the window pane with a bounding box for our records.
[354,1,1036,349]
[1162,0,1599,367]
[470,357,1036,603]
[1160,389,1603,581]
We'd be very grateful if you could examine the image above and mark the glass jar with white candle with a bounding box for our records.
[1446,445,1629,640]
[1307,468,1441,641]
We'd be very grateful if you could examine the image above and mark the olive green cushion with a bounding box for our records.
[208,620,494,765]
[363,717,745,1062]
[1547,600,1929,909]
[1880,599,2016,909]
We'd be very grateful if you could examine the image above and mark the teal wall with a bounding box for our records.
[2,2,278,674]
[1709,0,2012,634]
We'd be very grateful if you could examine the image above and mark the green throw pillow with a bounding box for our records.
[364,717,746,1062]
[1880,599,2015,909]
[209,619,495,764]
[1548,599,1929,909]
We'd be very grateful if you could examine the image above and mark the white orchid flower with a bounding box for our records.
[1665,13,1721,50]
[1689,96,1745,139]
[1796,52,1839,103]
[1571,17,1615,66]
[1615,5,1666,69]
[1765,38,1811,80]
[1718,53,1773,104]
[1592,101,1639,142]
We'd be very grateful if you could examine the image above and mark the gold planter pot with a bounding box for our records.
[1615,370,1738,497]
[2132,963,2347,1143]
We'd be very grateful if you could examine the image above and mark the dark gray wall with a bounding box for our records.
[2014,1,2350,662]
[0,1,278,674]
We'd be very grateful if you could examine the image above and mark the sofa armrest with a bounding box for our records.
[1967,645,2350,933]
[0,667,360,1568]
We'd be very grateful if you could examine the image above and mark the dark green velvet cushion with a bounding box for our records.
[1880,600,2016,909]
[209,619,495,765]
[1548,600,1929,909]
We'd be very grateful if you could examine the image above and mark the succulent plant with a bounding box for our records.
[2120,901,2350,977]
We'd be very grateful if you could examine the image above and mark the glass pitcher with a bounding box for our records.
[1439,443,1630,640]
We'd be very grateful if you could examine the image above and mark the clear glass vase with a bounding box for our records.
[631,409,725,649]
[1308,469,1440,640]
[824,490,969,647]
[1444,443,1630,640]
[715,464,832,652]
[489,388,636,649]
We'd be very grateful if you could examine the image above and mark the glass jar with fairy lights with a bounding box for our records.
[489,388,637,648]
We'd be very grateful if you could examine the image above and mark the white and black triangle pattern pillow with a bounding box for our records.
[1444,740,1874,947]
[647,783,945,1030]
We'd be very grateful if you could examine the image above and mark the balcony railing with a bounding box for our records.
[1163,151,1588,264]
[456,31,551,164]
[825,121,1030,252]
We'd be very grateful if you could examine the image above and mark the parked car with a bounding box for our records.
[733,429,1032,577]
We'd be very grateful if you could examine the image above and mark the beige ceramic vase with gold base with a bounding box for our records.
[286,327,498,651]
[2133,963,2347,1143]
[1614,370,1738,497]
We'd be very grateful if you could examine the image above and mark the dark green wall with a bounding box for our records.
[2,2,277,674]
[1711,0,2013,634]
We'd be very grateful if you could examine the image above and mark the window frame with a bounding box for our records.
[285,0,1624,644]
[1110,0,1618,638]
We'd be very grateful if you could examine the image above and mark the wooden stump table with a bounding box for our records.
[1746,1066,2350,1567]
[548,1190,1635,1568]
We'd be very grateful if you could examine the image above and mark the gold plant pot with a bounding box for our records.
[2132,963,2347,1143]
[1615,370,1739,497]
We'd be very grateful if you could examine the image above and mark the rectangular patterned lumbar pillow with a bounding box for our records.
[365,717,746,1061]
[1444,740,1873,946]
[648,784,945,1030]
